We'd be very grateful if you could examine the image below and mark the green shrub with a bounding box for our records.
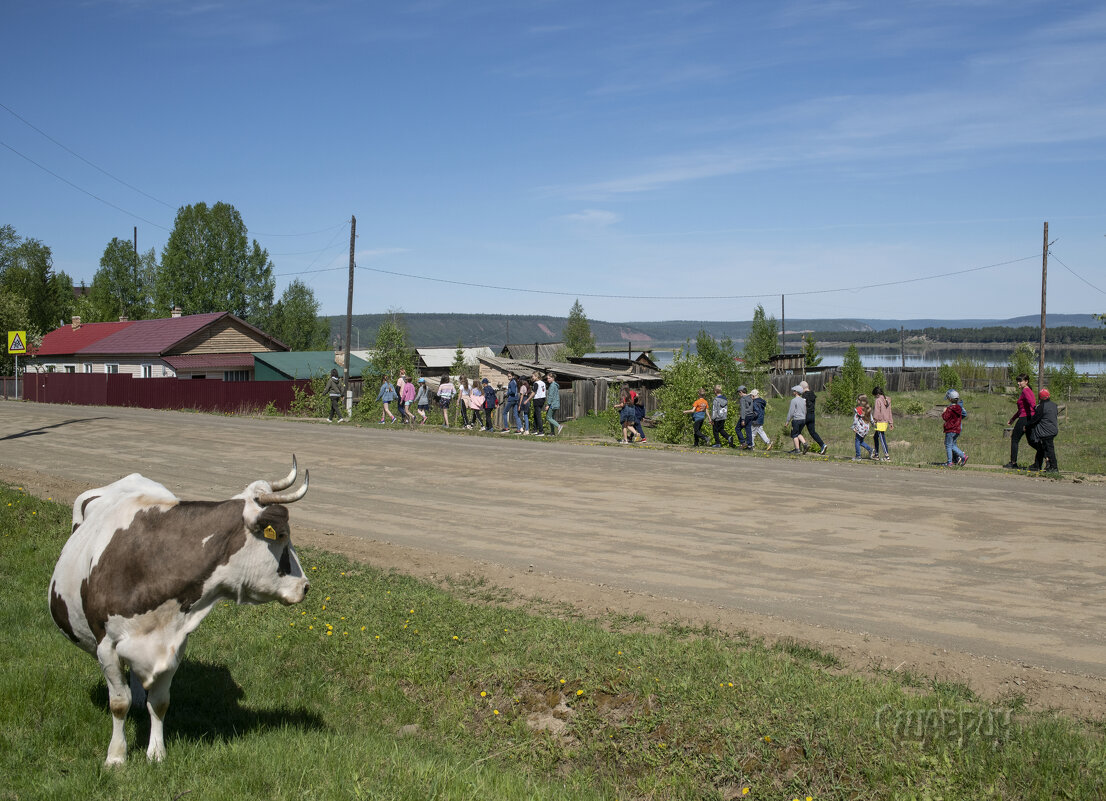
[654,349,716,444]
[825,345,866,414]
[938,363,962,392]
[870,367,888,395]
[290,375,329,418]
[901,399,926,415]
[1008,342,1037,385]
[951,355,987,385]
[1044,355,1078,400]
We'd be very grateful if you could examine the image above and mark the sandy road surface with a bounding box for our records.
[3,401,1105,718]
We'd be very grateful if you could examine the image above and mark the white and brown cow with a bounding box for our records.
[48,458,311,765]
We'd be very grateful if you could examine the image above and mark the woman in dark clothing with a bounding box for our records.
[800,381,827,455]
[1027,388,1059,473]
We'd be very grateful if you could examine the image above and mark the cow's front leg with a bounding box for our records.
[96,640,130,766]
[144,670,175,762]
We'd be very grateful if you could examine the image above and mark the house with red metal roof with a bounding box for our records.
[31,310,288,380]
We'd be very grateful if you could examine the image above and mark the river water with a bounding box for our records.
[650,345,1106,374]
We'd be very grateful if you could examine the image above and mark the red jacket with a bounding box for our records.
[942,403,963,434]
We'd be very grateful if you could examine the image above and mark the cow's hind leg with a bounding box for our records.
[144,669,176,762]
[96,640,130,766]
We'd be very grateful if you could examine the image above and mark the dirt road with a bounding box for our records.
[3,401,1105,717]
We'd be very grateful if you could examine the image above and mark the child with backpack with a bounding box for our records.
[853,394,874,460]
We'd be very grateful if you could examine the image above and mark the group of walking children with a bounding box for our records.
[851,388,894,461]
[684,385,771,450]
[616,387,647,444]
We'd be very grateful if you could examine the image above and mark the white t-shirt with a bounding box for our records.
[533,380,546,400]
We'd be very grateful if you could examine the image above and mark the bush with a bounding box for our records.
[1008,343,1037,385]
[870,368,888,395]
[901,399,926,415]
[938,363,962,392]
[1044,355,1078,400]
[653,350,716,444]
[951,355,987,385]
[824,345,865,415]
[290,375,329,418]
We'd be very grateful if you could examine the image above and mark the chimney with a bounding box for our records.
[171,306,183,319]
[71,316,81,330]
[118,316,128,323]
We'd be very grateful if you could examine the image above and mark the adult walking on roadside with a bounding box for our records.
[517,376,532,434]
[737,385,754,449]
[800,381,828,455]
[544,372,563,435]
[324,369,344,422]
[786,385,809,454]
[531,371,547,436]
[376,375,398,423]
[482,378,499,431]
[1027,388,1059,473]
[501,374,519,432]
[871,387,893,461]
[1005,374,1036,469]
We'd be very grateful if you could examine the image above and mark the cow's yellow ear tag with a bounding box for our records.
[263,525,277,540]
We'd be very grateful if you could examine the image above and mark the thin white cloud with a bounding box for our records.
[559,209,622,228]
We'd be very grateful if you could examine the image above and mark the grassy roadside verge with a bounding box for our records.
[3,484,1104,800]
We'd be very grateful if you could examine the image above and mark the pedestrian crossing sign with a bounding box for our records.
[7,331,27,354]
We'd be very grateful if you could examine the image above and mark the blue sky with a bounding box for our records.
[2,0,1105,323]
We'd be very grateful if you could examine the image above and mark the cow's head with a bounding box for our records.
[235,457,311,606]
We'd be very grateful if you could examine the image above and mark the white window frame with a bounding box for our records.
[63,364,76,373]
[105,364,120,374]
[141,364,154,378]
[83,363,94,373]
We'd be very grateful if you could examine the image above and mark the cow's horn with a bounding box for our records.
[269,456,298,491]
[257,470,309,506]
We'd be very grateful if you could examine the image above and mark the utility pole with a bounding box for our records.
[133,227,138,317]
[343,216,356,418]
[780,294,785,355]
[1039,221,1048,393]
[900,326,905,369]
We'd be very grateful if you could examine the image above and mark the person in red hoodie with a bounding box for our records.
[943,389,967,467]
[1004,373,1036,469]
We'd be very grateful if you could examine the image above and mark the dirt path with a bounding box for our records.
[4,400,1105,719]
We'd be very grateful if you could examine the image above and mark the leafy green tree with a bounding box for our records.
[354,314,418,421]
[450,340,477,379]
[267,279,329,351]
[1007,342,1037,385]
[1044,355,1079,400]
[742,304,778,368]
[937,363,961,392]
[0,290,36,375]
[653,348,715,444]
[562,299,595,358]
[0,233,73,334]
[870,367,888,395]
[156,202,274,326]
[802,334,822,368]
[81,238,157,322]
[825,344,865,414]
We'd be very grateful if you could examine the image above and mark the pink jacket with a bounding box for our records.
[872,395,893,425]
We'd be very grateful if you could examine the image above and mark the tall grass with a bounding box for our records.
[4,485,1103,800]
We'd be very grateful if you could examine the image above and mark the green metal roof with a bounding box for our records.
[252,351,371,380]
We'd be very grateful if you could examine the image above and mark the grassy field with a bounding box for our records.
[3,485,1104,800]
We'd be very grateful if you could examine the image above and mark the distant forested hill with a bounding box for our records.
[324,312,1103,349]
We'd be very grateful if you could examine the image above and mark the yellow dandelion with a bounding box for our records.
[409,608,414,613]
[728,682,734,687]
[343,631,347,635]
[301,611,306,615]
[493,709,499,715]
[290,623,295,627]
[308,625,314,630]
[375,635,380,640]
[360,626,365,631]
[322,605,326,610]
[452,636,458,640]
[576,690,584,696]
[311,566,317,571]
[340,616,345,620]
[326,631,332,636]
[480,691,487,697]
[763,735,771,742]
[326,596,331,601]
[559,679,566,684]
[742,790,749,796]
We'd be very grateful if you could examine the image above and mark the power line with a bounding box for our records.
[0,138,173,231]
[352,254,1040,301]
[1048,250,1106,295]
[1,101,177,209]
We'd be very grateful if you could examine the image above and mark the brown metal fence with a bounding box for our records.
[22,374,312,413]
